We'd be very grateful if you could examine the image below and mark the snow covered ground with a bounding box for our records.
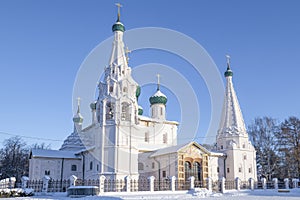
[3,189,300,200]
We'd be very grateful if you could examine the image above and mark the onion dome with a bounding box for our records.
[90,101,97,110]
[136,85,141,98]
[73,112,83,123]
[112,4,125,32]
[138,105,143,115]
[149,90,167,105]
[224,55,233,77]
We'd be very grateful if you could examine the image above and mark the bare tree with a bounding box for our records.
[248,117,280,180]
[0,137,29,181]
[30,142,51,150]
[279,116,300,178]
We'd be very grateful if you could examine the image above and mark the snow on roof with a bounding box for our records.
[138,115,179,125]
[149,142,224,158]
[151,90,167,98]
[30,149,80,159]
[150,142,190,157]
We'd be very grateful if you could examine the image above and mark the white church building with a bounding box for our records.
[29,8,257,184]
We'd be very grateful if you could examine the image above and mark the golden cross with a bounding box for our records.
[115,3,122,21]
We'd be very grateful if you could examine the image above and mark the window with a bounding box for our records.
[243,155,247,160]
[184,161,192,180]
[121,102,130,121]
[163,133,167,144]
[71,165,77,171]
[145,132,149,142]
[217,167,219,173]
[138,163,144,170]
[123,87,127,92]
[45,170,50,175]
[221,145,223,149]
[242,143,246,148]
[109,86,113,92]
[249,167,252,173]
[160,107,163,115]
[152,162,155,169]
[227,168,230,173]
[239,167,242,173]
[97,164,99,171]
[192,162,202,181]
[162,171,166,178]
[90,161,93,170]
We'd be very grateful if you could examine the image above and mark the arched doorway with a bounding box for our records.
[184,161,202,181]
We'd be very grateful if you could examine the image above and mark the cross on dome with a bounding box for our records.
[115,3,122,22]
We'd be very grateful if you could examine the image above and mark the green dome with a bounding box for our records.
[138,105,143,115]
[112,21,125,32]
[136,85,141,98]
[73,113,83,123]
[224,66,233,77]
[149,90,167,105]
[90,102,97,110]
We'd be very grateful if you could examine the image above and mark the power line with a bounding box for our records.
[0,131,63,142]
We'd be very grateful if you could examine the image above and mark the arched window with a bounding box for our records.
[138,162,144,170]
[90,161,93,170]
[192,162,202,181]
[184,161,192,180]
[121,102,130,121]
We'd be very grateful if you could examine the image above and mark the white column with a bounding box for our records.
[99,175,106,194]
[206,177,212,192]
[272,178,278,190]
[221,177,226,193]
[292,179,299,189]
[170,176,176,192]
[125,176,131,192]
[148,176,155,192]
[21,176,29,189]
[235,177,240,191]
[70,175,77,187]
[284,178,289,189]
[42,176,50,193]
[188,176,195,190]
[261,178,267,190]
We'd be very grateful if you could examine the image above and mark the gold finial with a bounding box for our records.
[77,97,81,113]
[226,55,231,69]
[115,3,122,21]
[156,74,160,90]
[125,46,131,64]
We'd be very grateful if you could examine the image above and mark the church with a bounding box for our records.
[29,7,257,184]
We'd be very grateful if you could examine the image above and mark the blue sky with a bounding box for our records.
[0,0,300,149]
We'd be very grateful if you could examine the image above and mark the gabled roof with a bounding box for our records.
[149,141,220,158]
[30,149,80,159]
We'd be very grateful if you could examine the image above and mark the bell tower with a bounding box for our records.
[216,55,257,182]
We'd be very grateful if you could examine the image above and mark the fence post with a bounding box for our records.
[249,178,254,190]
[125,176,131,192]
[69,175,77,187]
[148,176,155,192]
[99,175,106,194]
[42,176,50,193]
[170,176,176,192]
[188,176,195,190]
[272,178,278,190]
[21,176,29,189]
[261,178,266,190]
[235,177,240,191]
[206,177,212,192]
[221,177,226,193]
[284,178,289,189]
[292,179,299,188]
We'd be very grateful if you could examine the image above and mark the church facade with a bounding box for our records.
[29,9,257,183]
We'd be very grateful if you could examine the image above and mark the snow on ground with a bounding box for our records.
[3,189,300,200]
